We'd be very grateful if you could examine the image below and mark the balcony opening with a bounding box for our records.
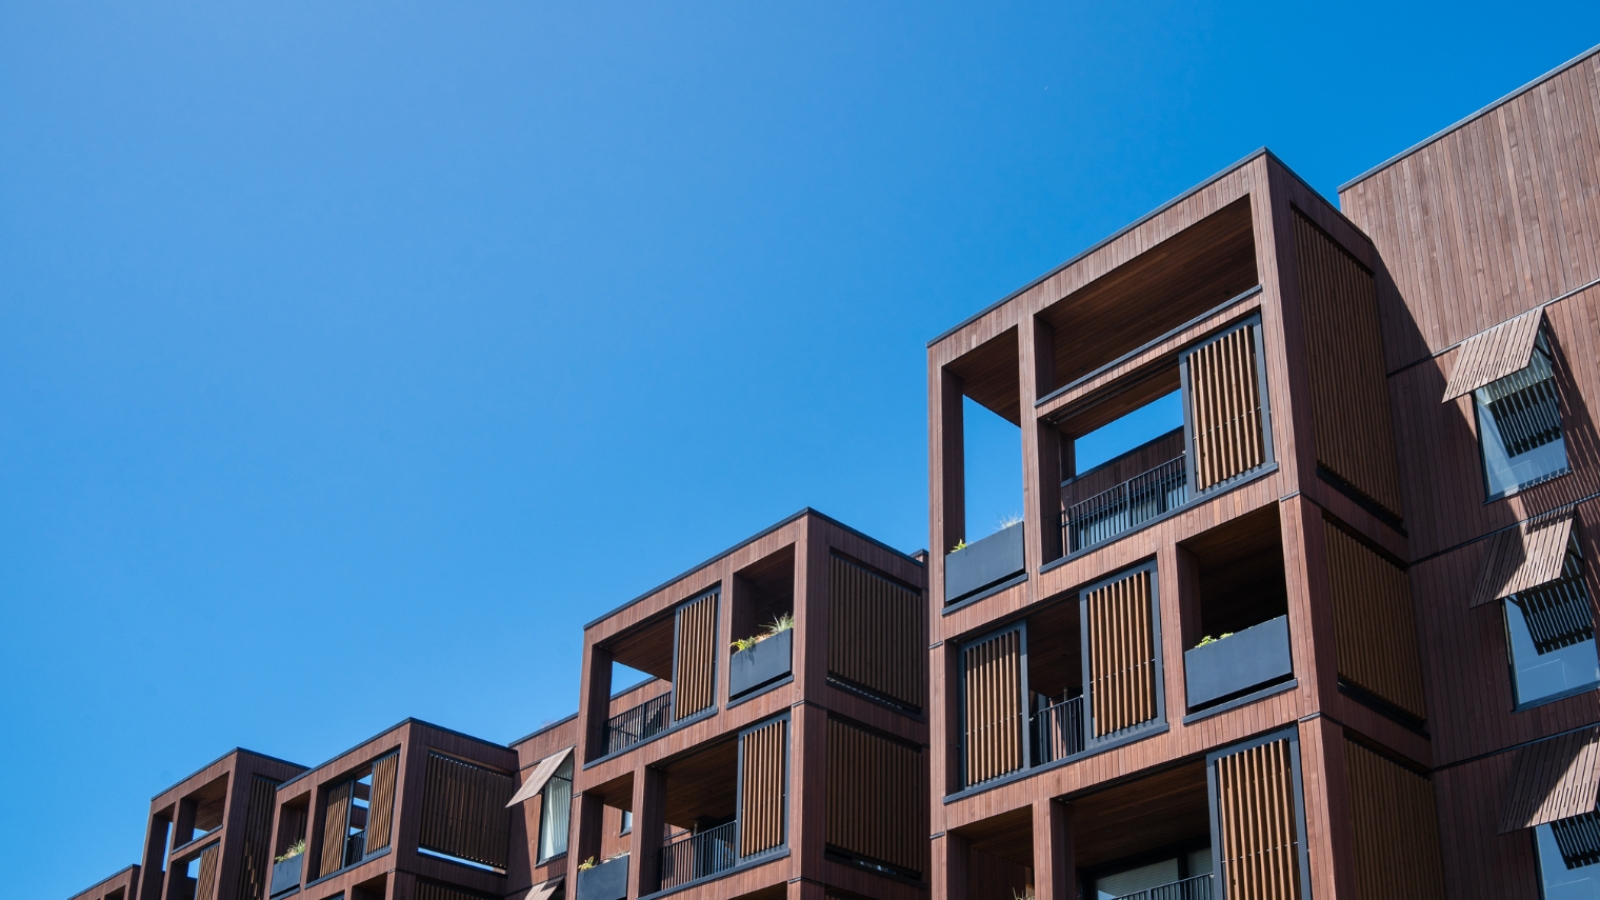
[1027,597,1084,767]
[1178,507,1292,712]
[598,589,720,757]
[953,808,1034,900]
[1075,760,1214,900]
[176,775,228,848]
[730,546,795,699]
[658,740,741,891]
[1055,376,1186,555]
[271,798,309,898]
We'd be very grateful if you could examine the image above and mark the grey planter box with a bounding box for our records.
[1184,615,1293,709]
[577,854,629,900]
[270,854,303,897]
[945,521,1025,603]
[729,628,792,697]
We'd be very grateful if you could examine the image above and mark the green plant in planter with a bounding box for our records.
[731,612,795,653]
[274,840,306,863]
[577,857,597,872]
[1195,632,1235,648]
[950,539,967,553]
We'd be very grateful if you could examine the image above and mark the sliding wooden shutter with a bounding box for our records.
[826,718,926,878]
[1325,524,1427,720]
[962,628,1024,785]
[193,843,220,900]
[318,780,352,878]
[419,752,516,870]
[1345,740,1446,900]
[673,591,718,719]
[1186,323,1268,492]
[1216,738,1302,900]
[1086,568,1158,737]
[233,776,278,900]
[828,555,927,710]
[739,718,788,856]
[365,751,401,854]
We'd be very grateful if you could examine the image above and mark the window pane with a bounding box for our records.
[1538,822,1600,899]
[538,758,574,862]
[1476,338,1568,499]
[1507,594,1600,706]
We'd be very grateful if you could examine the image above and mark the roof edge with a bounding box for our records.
[150,747,307,801]
[276,717,511,790]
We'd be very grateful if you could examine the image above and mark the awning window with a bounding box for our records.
[506,746,574,808]
[1499,726,1600,833]
[525,876,564,900]
[1469,511,1578,609]
[1443,309,1547,402]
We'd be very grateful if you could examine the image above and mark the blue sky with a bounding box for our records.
[3,3,1597,896]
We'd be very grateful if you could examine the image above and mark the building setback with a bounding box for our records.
[71,42,1600,900]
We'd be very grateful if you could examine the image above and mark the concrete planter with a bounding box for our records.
[945,522,1026,604]
[729,628,792,697]
[577,854,629,900]
[1184,615,1293,709]
[270,854,303,897]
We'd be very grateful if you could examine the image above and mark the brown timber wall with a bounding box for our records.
[826,718,927,877]
[1215,738,1301,900]
[828,554,926,710]
[673,592,718,719]
[740,718,787,856]
[418,752,515,870]
[1087,568,1157,736]
[234,775,277,900]
[1345,739,1446,900]
[1186,324,1267,491]
[1325,522,1428,720]
[961,629,1023,785]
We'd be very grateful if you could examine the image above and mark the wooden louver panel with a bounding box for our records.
[1087,569,1158,737]
[318,779,352,878]
[365,751,400,854]
[1325,525,1427,720]
[1499,726,1600,833]
[673,592,718,720]
[1294,211,1404,518]
[1442,308,1545,401]
[233,776,278,900]
[419,752,515,870]
[1345,740,1446,900]
[826,718,926,877]
[193,843,220,900]
[962,629,1023,785]
[414,881,491,900]
[828,555,926,709]
[739,719,787,856]
[1470,510,1578,608]
[1216,739,1302,900]
[1187,324,1267,492]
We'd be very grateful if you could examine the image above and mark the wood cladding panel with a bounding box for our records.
[1500,726,1600,832]
[1186,324,1266,491]
[962,629,1024,785]
[1215,739,1301,900]
[1345,740,1447,900]
[233,776,277,900]
[673,592,718,720]
[1443,309,1546,400]
[414,881,490,900]
[1471,510,1577,607]
[826,718,926,876]
[193,843,219,900]
[828,555,926,710]
[365,751,399,854]
[740,719,787,856]
[1086,569,1157,736]
[318,780,352,878]
[1325,524,1428,719]
[1293,210,1405,518]
[419,752,515,870]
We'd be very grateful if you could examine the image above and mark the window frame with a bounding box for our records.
[1474,328,1570,503]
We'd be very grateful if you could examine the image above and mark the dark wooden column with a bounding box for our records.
[1022,315,1062,570]
[933,831,971,900]
[1032,798,1075,900]
[627,766,666,899]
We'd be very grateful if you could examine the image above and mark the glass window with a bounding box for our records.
[1537,815,1600,898]
[538,756,574,862]
[1476,331,1568,500]
[1506,536,1599,706]
[621,809,632,834]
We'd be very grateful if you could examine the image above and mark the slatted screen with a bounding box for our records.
[193,843,219,900]
[826,718,926,878]
[318,780,352,878]
[419,752,516,870]
[1325,524,1428,720]
[673,592,718,720]
[828,555,926,710]
[1186,324,1268,492]
[1294,211,1405,519]
[1345,739,1446,900]
[1215,738,1302,900]
[233,776,278,900]
[414,881,491,900]
[1087,568,1158,737]
[365,751,400,854]
[739,718,788,856]
[962,629,1024,785]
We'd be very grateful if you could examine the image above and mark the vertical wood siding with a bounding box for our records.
[739,719,787,856]
[1087,569,1158,737]
[1325,524,1428,720]
[414,881,489,900]
[826,718,927,876]
[673,592,718,720]
[1293,210,1405,518]
[1345,739,1447,900]
[828,555,927,709]
[365,751,400,854]
[419,752,515,870]
[193,843,219,900]
[1216,738,1302,900]
[233,776,277,900]
[1187,324,1267,492]
[318,780,352,878]
[962,629,1024,785]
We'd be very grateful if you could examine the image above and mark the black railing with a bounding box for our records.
[1113,874,1213,900]
[606,693,673,755]
[1064,456,1187,553]
[342,832,366,868]
[1032,695,1085,765]
[659,821,738,889]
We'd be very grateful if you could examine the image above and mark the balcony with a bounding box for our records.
[659,821,738,890]
[1031,695,1085,765]
[1109,874,1214,900]
[605,693,672,756]
[1064,455,1187,553]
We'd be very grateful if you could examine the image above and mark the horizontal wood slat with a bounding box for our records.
[1087,569,1158,737]
[319,779,352,879]
[1470,510,1578,608]
[365,751,399,854]
[740,719,787,856]
[234,776,277,900]
[826,718,926,876]
[829,555,926,709]
[1499,726,1600,833]
[1325,524,1428,719]
[962,629,1024,785]
[1216,738,1301,900]
[1187,324,1267,491]
[674,592,718,720]
[1346,740,1447,900]
[419,752,515,869]
[1442,309,1546,400]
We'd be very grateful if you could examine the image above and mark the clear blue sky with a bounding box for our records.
[3,3,1596,896]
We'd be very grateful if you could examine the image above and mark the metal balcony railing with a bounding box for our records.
[605,693,673,755]
[1112,874,1214,900]
[342,832,366,868]
[1032,695,1085,765]
[1064,456,1187,553]
[659,820,738,890]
